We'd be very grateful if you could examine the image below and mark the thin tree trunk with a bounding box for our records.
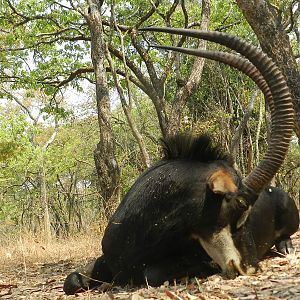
[107,5,151,168]
[86,0,120,220]
[246,126,254,174]
[40,161,51,242]
[255,96,263,162]
[39,124,58,241]
[240,136,245,175]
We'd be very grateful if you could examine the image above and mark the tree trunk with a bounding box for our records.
[236,0,300,142]
[39,124,58,241]
[87,0,120,220]
[255,96,263,161]
[40,161,52,242]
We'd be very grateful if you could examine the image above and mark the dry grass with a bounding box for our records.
[0,229,299,299]
[0,229,102,271]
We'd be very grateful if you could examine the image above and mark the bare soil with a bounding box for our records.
[0,231,299,300]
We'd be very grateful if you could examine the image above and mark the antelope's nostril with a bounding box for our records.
[224,258,254,279]
[224,259,239,279]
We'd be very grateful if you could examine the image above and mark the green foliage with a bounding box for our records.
[0,0,90,94]
[0,110,34,222]
[41,105,72,120]
[0,101,101,232]
[0,112,33,162]
[0,0,299,235]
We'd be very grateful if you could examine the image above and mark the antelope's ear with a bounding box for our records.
[208,169,238,194]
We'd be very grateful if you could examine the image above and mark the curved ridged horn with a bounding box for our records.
[152,45,275,117]
[141,27,294,195]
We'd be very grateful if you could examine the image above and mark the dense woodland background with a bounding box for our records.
[0,0,299,242]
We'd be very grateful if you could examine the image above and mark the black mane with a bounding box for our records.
[160,133,233,164]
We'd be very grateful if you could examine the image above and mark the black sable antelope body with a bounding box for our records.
[64,28,298,294]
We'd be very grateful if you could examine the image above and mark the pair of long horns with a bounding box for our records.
[140,27,294,195]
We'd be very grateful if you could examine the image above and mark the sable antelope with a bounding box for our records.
[63,28,296,295]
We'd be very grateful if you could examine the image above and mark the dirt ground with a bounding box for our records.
[0,231,299,300]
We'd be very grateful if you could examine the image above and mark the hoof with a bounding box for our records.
[63,272,88,295]
[276,238,294,255]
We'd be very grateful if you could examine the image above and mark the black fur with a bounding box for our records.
[245,187,299,257]
[63,134,299,295]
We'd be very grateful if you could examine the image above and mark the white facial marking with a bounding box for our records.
[192,226,247,275]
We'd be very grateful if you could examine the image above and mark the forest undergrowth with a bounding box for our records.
[0,229,101,271]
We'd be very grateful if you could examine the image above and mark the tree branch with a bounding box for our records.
[0,35,90,52]
[5,0,62,29]
[1,88,37,123]
[56,67,94,87]
[130,30,163,97]
[108,45,150,94]
[135,0,161,28]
